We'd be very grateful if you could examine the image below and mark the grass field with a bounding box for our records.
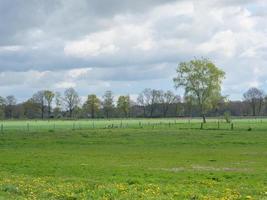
[0,119,266,199]
[1,117,267,131]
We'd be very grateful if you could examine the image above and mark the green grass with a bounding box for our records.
[0,117,267,131]
[0,120,266,199]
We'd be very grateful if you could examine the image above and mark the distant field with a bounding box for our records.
[0,119,266,199]
[1,117,267,132]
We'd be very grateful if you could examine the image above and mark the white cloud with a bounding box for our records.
[55,81,77,89]
[0,45,23,52]
[67,68,92,78]
[1,0,267,100]
[197,30,237,57]
[64,30,120,57]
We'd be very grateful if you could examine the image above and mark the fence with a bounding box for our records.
[0,118,266,133]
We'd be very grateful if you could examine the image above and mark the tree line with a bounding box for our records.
[0,58,266,121]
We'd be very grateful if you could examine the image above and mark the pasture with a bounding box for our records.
[0,119,266,199]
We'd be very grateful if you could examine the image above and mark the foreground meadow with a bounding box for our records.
[0,122,266,199]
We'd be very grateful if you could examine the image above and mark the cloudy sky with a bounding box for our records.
[0,0,266,101]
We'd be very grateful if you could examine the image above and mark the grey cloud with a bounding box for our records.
[0,0,266,100]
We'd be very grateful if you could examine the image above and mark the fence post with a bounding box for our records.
[217,121,220,129]
[200,123,203,130]
[231,123,234,130]
[1,124,3,134]
[27,123,30,132]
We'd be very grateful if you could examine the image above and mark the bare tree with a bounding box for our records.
[5,95,17,118]
[0,96,6,119]
[53,92,63,117]
[243,87,264,116]
[137,93,146,117]
[148,89,161,117]
[63,88,80,118]
[173,95,181,117]
[138,89,161,117]
[159,90,178,117]
[32,91,46,119]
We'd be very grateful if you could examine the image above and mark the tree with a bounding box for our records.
[22,98,40,119]
[102,91,114,118]
[148,89,161,117]
[0,96,6,119]
[117,95,130,117]
[138,88,161,117]
[184,95,194,117]
[243,87,264,116]
[159,90,178,117]
[63,88,80,118]
[54,92,63,118]
[137,92,146,117]
[44,90,55,118]
[173,58,225,123]
[32,91,46,119]
[173,95,181,117]
[83,94,101,118]
[5,95,16,118]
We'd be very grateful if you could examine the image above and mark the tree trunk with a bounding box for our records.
[163,108,167,118]
[48,104,51,118]
[41,105,44,119]
[259,100,262,116]
[202,115,206,123]
[252,104,256,116]
[91,107,95,119]
[106,111,109,119]
[143,107,146,118]
[150,105,154,117]
[69,109,72,118]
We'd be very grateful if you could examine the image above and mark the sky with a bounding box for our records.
[0,0,267,102]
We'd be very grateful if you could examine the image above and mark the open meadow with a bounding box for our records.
[0,118,266,199]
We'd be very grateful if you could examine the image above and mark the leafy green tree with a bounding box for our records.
[44,90,55,118]
[174,58,225,123]
[117,95,130,117]
[83,94,101,118]
[102,91,114,118]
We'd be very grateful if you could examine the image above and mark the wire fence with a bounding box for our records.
[0,118,266,133]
